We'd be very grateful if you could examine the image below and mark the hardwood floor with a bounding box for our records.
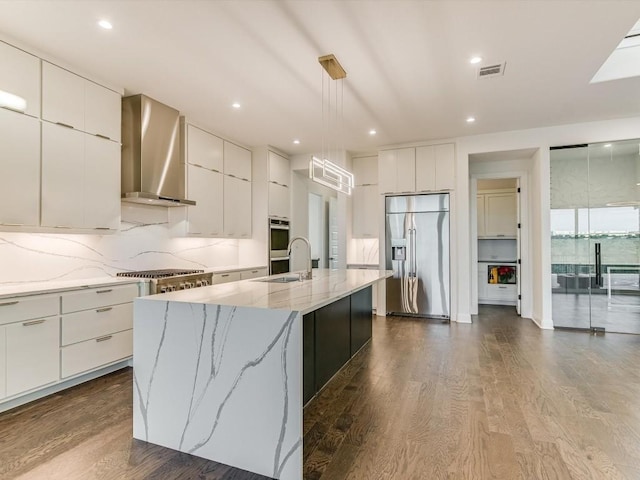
[3,305,640,479]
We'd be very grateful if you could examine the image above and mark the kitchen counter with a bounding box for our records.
[143,268,389,314]
[0,276,143,299]
[133,268,391,480]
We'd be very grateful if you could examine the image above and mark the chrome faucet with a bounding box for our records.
[287,236,313,280]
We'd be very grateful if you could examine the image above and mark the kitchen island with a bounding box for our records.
[132,268,391,480]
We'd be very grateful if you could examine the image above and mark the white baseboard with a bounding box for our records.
[0,359,131,414]
[455,313,472,324]
[531,316,554,330]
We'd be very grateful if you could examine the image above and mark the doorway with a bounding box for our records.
[550,139,640,334]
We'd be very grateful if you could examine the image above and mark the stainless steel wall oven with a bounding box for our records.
[269,218,290,274]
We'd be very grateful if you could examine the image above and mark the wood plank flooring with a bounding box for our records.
[3,305,640,479]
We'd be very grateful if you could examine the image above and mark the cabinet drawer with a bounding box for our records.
[62,302,133,346]
[213,272,241,284]
[62,284,139,313]
[61,328,132,378]
[486,283,517,300]
[0,294,59,326]
[240,268,268,280]
[6,316,60,397]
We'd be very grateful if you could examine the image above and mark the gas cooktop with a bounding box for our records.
[117,269,204,279]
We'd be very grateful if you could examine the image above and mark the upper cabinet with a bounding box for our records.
[267,151,290,219]
[352,156,378,186]
[182,121,252,238]
[0,41,40,117]
[477,190,517,238]
[185,124,223,172]
[0,109,41,226]
[224,141,252,181]
[42,62,121,141]
[379,144,455,195]
[84,81,121,142]
[268,151,290,187]
[352,156,379,238]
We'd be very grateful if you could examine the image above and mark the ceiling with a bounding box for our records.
[1,1,639,156]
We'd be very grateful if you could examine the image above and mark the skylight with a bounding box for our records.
[591,18,640,83]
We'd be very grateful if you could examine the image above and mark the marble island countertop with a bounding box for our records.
[140,268,392,314]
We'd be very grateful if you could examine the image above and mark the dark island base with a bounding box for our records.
[303,286,373,405]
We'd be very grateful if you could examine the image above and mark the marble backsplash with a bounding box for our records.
[0,205,246,286]
[348,238,379,266]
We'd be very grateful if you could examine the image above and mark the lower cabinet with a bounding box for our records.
[239,267,268,280]
[0,282,138,408]
[61,329,133,378]
[350,286,373,355]
[303,286,373,405]
[303,312,315,405]
[5,316,60,397]
[0,327,5,399]
[315,296,351,390]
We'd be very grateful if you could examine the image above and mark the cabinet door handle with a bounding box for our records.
[0,301,19,307]
[221,274,230,278]
[498,286,507,289]
[95,133,111,140]
[23,319,45,327]
[228,173,237,178]
[96,335,113,342]
[251,270,259,273]
[96,307,113,313]
[55,121,74,129]
[96,289,113,294]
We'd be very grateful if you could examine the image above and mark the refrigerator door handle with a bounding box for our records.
[410,228,417,277]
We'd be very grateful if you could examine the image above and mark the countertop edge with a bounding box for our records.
[0,277,144,299]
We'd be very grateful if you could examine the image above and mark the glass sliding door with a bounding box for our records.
[550,139,640,333]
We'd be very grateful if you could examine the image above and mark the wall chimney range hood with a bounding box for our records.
[121,94,195,206]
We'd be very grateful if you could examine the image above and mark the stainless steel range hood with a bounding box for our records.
[121,94,195,206]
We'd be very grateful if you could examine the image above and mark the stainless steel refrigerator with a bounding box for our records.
[385,193,450,318]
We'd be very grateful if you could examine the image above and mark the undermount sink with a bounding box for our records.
[254,276,301,283]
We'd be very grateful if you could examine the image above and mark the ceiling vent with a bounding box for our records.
[477,62,506,79]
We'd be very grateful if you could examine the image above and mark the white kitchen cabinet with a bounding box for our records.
[239,267,268,280]
[479,192,517,237]
[269,182,290,219]
[224,176,251,238]
[352,185,378,238]
[185,124,224,172]
[352,156,378,186]
[434,143,455,190]
[187,164,224,236]
[62,329,132,379]
[42,62,85,130]
[416,144,455,192]
[41,122,85,228]
[84,135,120,230]
[0,109,40,226]
[224,141,252,181]
[0,41,40,117]
[62,284,139,314]
[415,146,436,192]
[477,264,488,301]
[381,144,455,195]
[213,271,242,284]
[0,327,5,399]
[477,195,486,237]
[268,151,290,186]
[61,303,133,346]
[84,80,121,142]
[5,316,60,397]
[378,148,415,194]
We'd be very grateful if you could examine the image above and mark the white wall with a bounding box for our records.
[455,115,640,328]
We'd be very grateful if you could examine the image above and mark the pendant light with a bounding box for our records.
[309,54,354,195]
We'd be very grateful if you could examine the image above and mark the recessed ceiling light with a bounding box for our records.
[470,56,482,64]
[604,143,612,148]
[369,129,377,136]
[98,19,113,30]
[232,102,241,109]
[466,116,476,123]
[293,139,300,145]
